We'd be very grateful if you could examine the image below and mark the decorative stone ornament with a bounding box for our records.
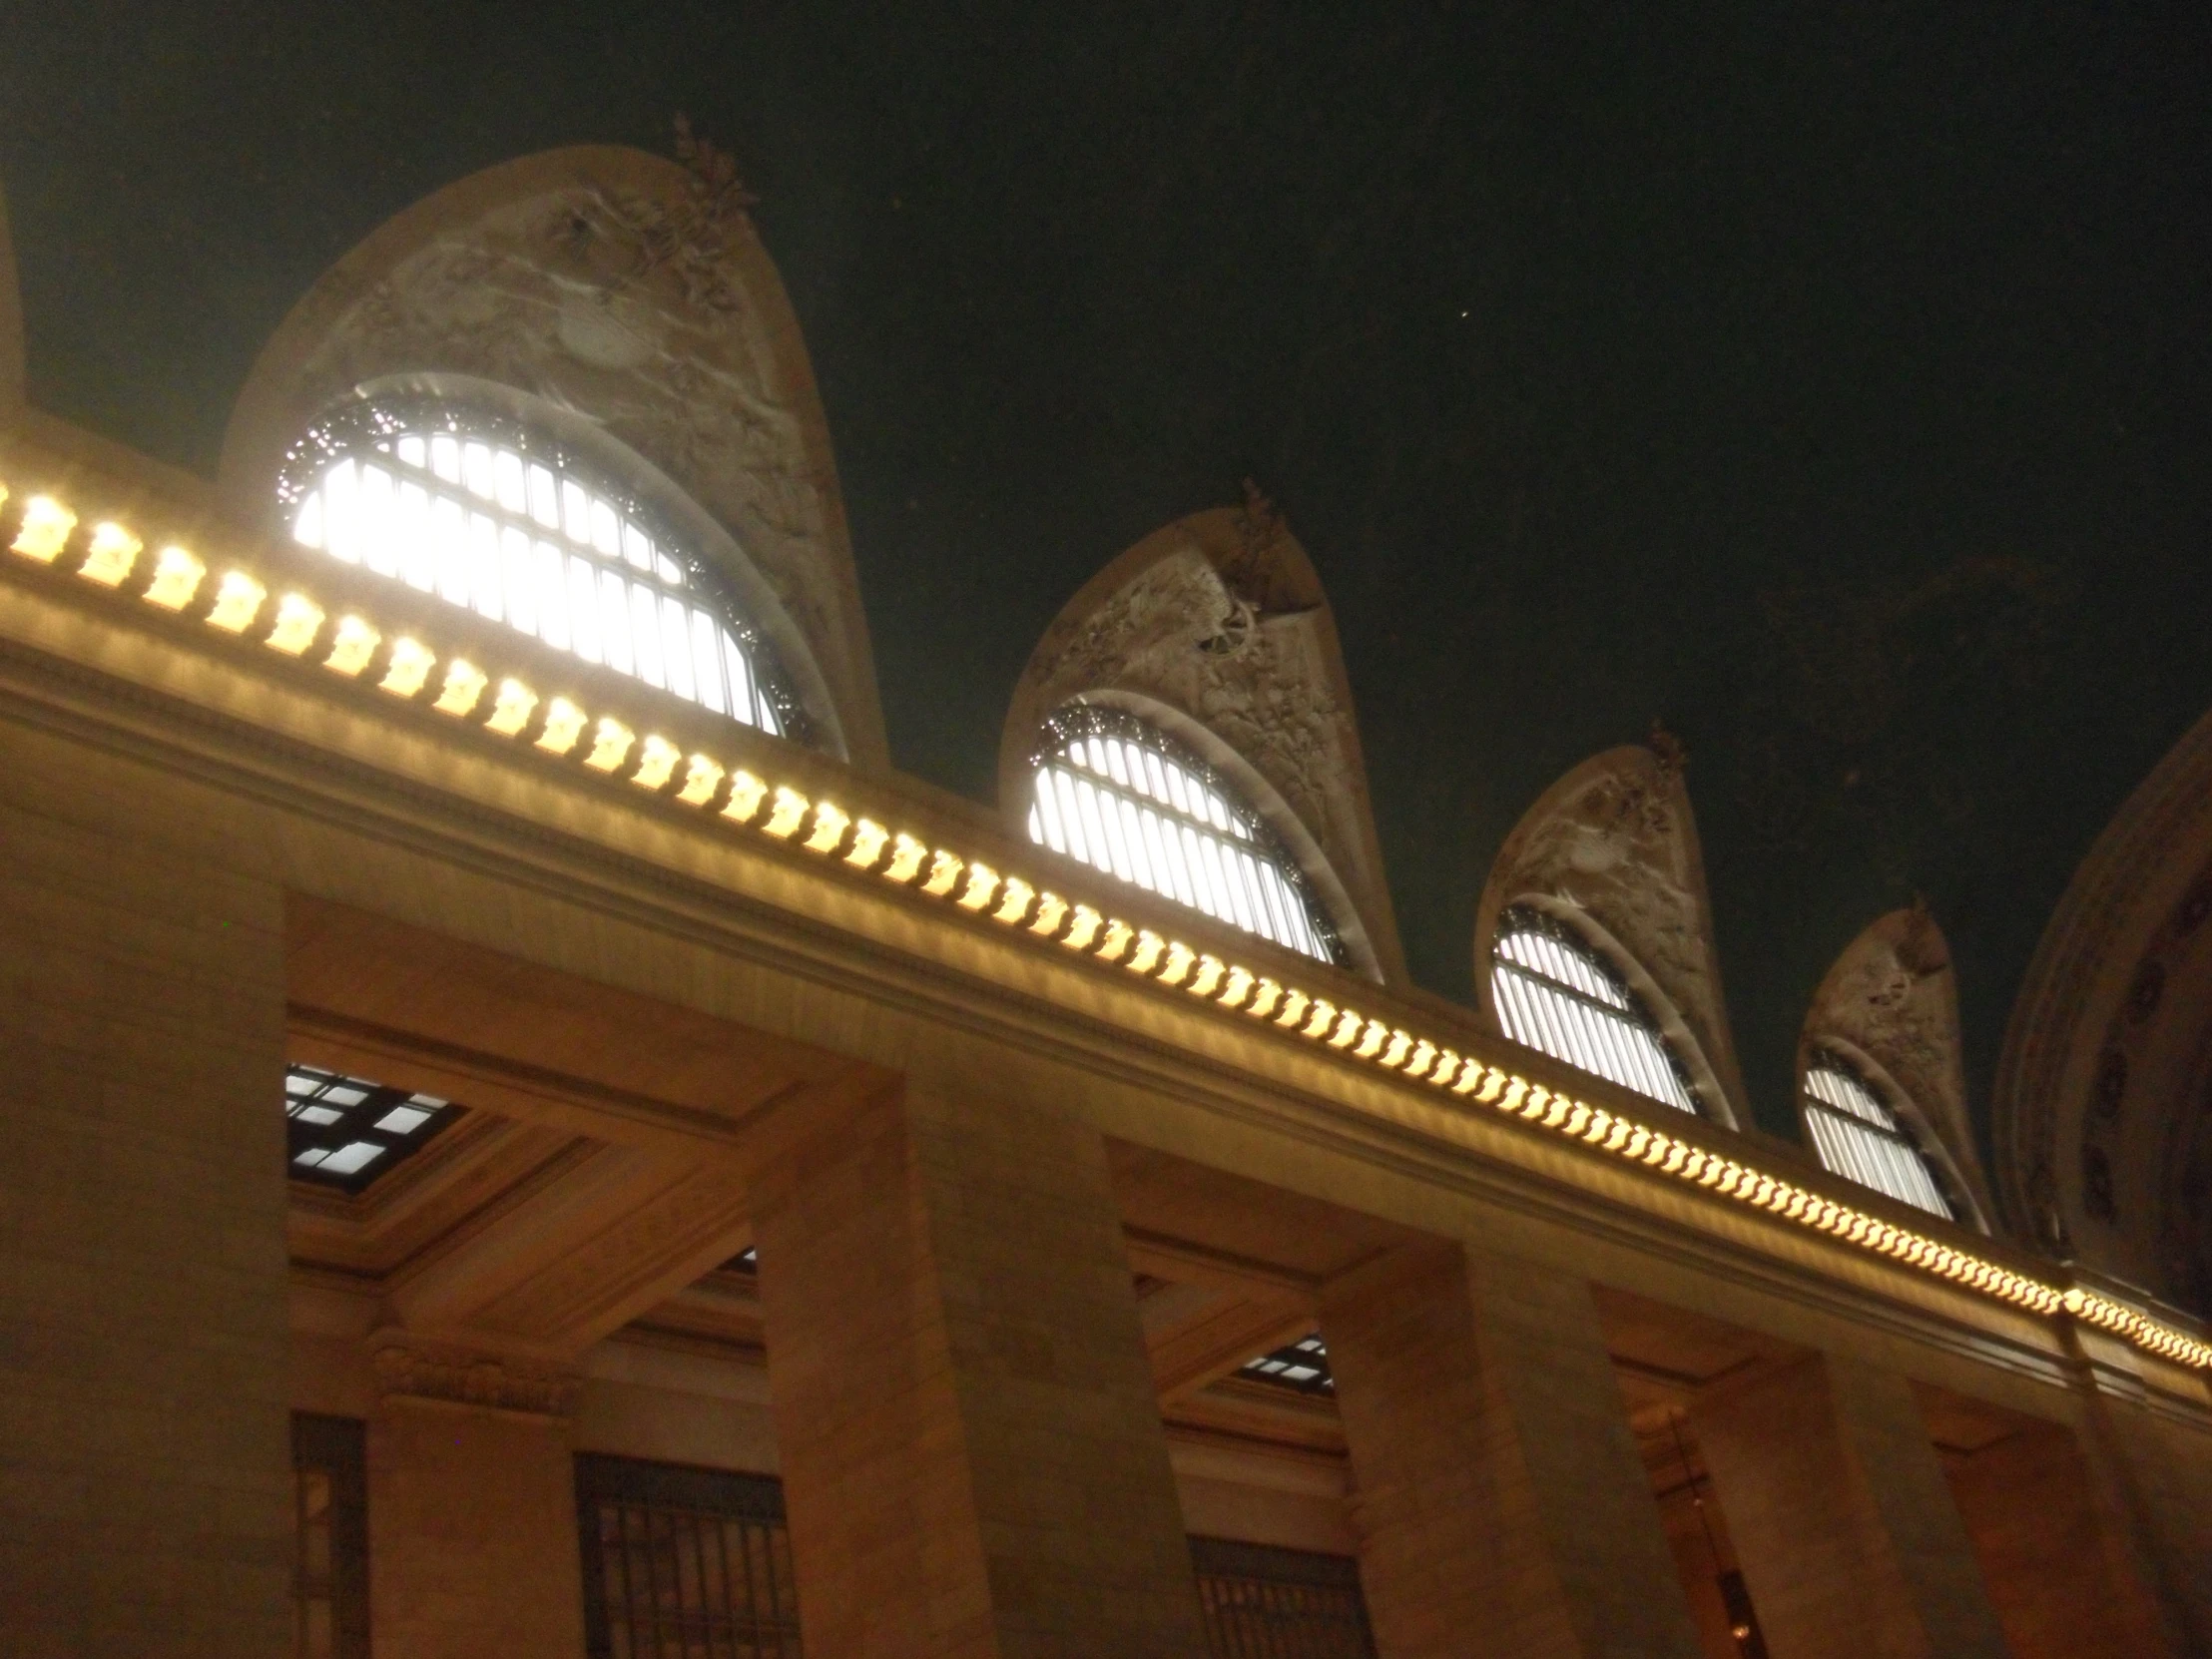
[369,1332,582,1419]
[217,142,887,770]
[1475,737,1753,1130]
[1000,487,1406,985]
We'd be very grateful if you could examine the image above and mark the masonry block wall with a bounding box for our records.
[0,723,292,1659]
[746,1080,1210,1659]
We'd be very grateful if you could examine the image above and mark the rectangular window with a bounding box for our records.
[1189,1536,1377,1658]
[292,1413,369,1659]
[575,1454,803,1659]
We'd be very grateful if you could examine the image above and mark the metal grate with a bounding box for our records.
[1802,1057,1953,1219]
[576,1454,803,1659]
[1026,703,1346,965]
[1490,905,1701,1114]
[292,1414,370,1659]
[1190,1537,1376,1658]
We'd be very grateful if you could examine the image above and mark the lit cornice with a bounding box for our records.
[3,468,2209,1376]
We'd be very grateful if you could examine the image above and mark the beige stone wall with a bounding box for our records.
[0,720,292,1658]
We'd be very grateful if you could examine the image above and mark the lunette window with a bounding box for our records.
[280,400,797,738]
[1025,704,1343,965]
[1802,1057,1953,1220]
[1489,905,1700,1114]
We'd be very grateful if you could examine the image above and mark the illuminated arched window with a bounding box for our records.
[278,399,799,738]
[1802,1055,1953,1220]
[1489,905,1700,1114]
[1025,705,1344,965]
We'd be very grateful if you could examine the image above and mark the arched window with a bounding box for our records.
[1489,905,1700,1114]
[1802,1055,1953,1220]
[277,399,798,738]
[1025,705,1343,965]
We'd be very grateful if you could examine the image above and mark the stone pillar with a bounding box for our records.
[1691,1354,2009,1659]
[1941,1414,2177,1659]
[1319,1242,1704,1659]
[745,1081,1208,1659]
[2076,1376,2212,1655]
[364,1337,587,1659]
[0,732,291,1658]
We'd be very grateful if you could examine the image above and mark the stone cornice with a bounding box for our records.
[4,423,2211,1388]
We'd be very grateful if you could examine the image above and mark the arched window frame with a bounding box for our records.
[1025,702,1348,967]
[276,394,812,745]
[1800,1047,1959,1221]
[1488,904,1704,1115]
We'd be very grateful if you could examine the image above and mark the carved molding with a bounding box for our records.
[217,144,886,770]
[1992,704,2212,1279]
[1801,907,1994,1232]
[1475,740,1752,1130]
[1000,493,1405,983]
[369,1332,582,1418]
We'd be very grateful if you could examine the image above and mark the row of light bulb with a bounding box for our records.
[7,476,2210,1375]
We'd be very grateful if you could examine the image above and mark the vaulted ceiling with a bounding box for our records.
[4,3,2209,1150]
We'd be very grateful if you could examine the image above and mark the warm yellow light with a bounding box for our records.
[921,850,964,897]
[805,801,851,854]
[1457,1063,1494,1099]
[1126,930,1165,975]
[724,769,768,823]
[1062,905,1103,950]
[1302,999,1337,1040]
[144,545,207,609]
[379,637,435,698]
[325,616,380,677]
[1328,1009,1362,1049]
[885,832,928,883]
[11,495,75,562]
[1430,1050,1462,1089]
[268,593,325,656]
[763,787,810,836]
[632,736,682,790]
[1187,954,1224,998]
[1381,1030,1411,1068]
[585,718,636,772]
[1247,977,1282,1019]
[1158,941,1195,986]
[1219,965,1254,1008]
[677,756,725,807]
[535,697,587,754]
[991,875,1034,924]
[484,678,537,735]
[433,660,487,717]
[1095,919,1134,963]
[956,860,999,911]
[1356,1020,1388,1060]
[205,569,266,631]
[1028,891,1069,936]
[78,522,141,586]
[846,819,890,869]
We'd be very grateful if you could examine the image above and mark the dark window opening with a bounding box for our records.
[1190,1536,1377,1658]
[292,1413,369,1659]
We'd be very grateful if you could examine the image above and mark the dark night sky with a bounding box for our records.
[5,4,2209,1148]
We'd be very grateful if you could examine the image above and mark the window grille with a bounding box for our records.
[285,1062,461,1193]
[1802,1057,1953,1220]
[576,1454,803,1659]
[292,1414,369,1659]
[279,399,800,740]
[1489,906,1700,1113]
[1026,704,1343,965]
[1238,1333,1335,1395]
[1189,1537,1377,1659]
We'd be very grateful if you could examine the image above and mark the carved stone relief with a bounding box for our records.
[1002,488,1405,983]
[219,144,885,767]
[1475,739,1752,1129]
[369,1331,581,1419]
[1801,905,1994,1231]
